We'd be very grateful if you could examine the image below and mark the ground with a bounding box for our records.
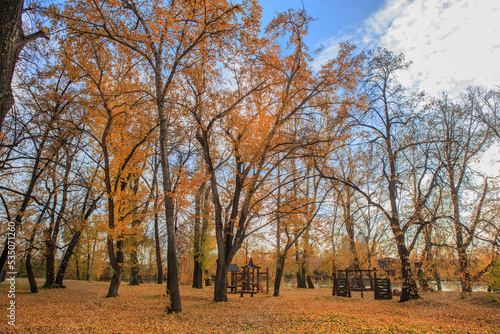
[0,279,499,333]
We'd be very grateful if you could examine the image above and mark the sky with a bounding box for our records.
[260,0,500,98]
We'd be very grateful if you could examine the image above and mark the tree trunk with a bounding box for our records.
[192,259,203,289]
[307,275,315,289]
[396,235,420,302]
[273,255,286,297]
[154,209,163,285]
[86,253,90,281]
[0,0,47,133]
[415,262,429,290]
[295,246,306,289]
[418,225,434,290]
[26,231,38,293]
[107,266,123,298]
[106,238,124,297]
[88,238,97,282]
[213,257,228,302]
[457,248,472,295]
[192,184,203,289]
[43,197,58,288]
[75,256,80,280]
[44,151,73,288]
[55,230,82,287]
[129,249,141,286]
[158,103,182,313]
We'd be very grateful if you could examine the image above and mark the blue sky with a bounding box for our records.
[260,0,385,48]
[260,0,500,98]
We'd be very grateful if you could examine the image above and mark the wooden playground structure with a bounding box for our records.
[332,268,392,300]
[227,258,269,297]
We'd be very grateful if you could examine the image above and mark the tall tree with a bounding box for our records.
[59,33,157,297]
[192,181,211,289]
[272,161,328,296]
[431,94,492,295]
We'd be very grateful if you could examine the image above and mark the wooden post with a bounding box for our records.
[257,267,260,293]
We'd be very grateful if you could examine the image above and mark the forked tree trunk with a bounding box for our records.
[45,151,73,288]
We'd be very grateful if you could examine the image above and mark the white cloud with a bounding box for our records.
[317,0,500,98]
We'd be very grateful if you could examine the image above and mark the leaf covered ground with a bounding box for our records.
[1,279,499,333]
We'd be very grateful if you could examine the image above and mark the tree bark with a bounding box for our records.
[0,0,47,133]
[213,257,229,302]
[295,243,307,289]
[57,192,100,287]
[395,232,419,302]
[106,238,124,297]
[158,106,182,312]
[26,230,38,293]
[273,255,286,297]
[192,184,204,289]
[192,183,210,289]
[154,208,163,285]
[44,151,72,288]
[55,230,81,287]
[307,275,315,289]
[129,249,141,285]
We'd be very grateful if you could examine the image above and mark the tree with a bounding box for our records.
[192,181,211,289]
[272,160,329,296]
[54,185,102,287]
[431,93,493,295]
[316,49,442,301]
[0,0,48,133]
[43,143,77,288]
[58,32,157,297]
